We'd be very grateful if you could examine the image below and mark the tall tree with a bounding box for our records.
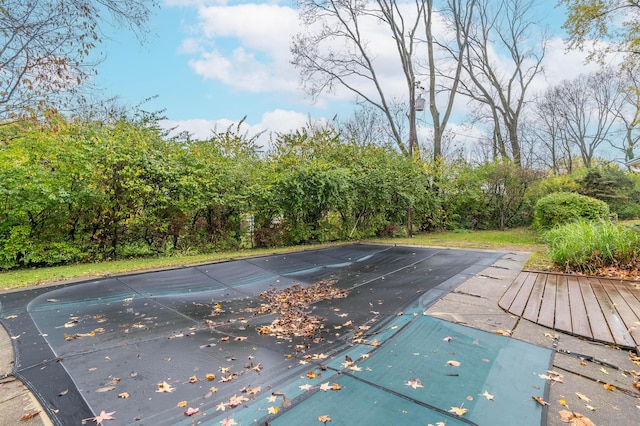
[561,0,640,76]
[458,0,547,166]
[292,1,471,161]
[0,0,158,121]
[538,70,626,168]
[292,1,422,157]
[420,0,475,161]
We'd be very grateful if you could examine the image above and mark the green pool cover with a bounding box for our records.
[202,301,552,426]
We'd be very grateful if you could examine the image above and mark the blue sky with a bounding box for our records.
[92,0,595,142]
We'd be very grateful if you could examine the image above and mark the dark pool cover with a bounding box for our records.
[0,244,552,425]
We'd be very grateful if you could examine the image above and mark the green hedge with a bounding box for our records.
[532,192,609,232]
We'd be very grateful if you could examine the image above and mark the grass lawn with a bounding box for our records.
[0,227,549,291]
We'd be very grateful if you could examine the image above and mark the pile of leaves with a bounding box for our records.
[252,279,348,338]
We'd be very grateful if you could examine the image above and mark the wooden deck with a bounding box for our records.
[499,271,640,352]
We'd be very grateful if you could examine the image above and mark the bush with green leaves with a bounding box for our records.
[532,192,609,232]
[578,167,634,218]
[546,220,640,272]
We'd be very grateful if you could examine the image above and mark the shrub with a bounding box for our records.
[546,220,640,272]
[532,192,609,232]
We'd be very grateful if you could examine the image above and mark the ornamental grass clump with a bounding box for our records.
[546,220,640,273]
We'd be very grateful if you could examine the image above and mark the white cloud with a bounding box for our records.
[183,3,301,93]
[160,108,310,146]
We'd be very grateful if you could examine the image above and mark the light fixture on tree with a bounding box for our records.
[414,80,425,112]
[415,94,425,112]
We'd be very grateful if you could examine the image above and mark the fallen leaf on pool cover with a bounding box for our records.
[307,371,317,379]
[188,376,198,383]
[448,406,467,416]
[406,378,424,389]
[268,406,279,414]
[85,410,115,425]
[320,382,331,391]
[447,360,461,367]
[117,392,128,399]
[177,401,187,407]
[156,382,175,393]
[481,390,494,401]
[228,394,249,408]
[247,386,261,395]
[221,417,237,426]
[205,373,216,381]
[318,414,332,423]
[603,383,616,391]
[183,407,199,416]
[558,410,596,425]
[532,396,549,406]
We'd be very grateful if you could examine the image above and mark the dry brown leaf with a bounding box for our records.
[318,415,332,423]
[406,378,424,389]
[205,373,216,381]
[156,382,175,393]
[177,401,187,407]
[20,411,40,421]
[117,392,128,399]
[183,407,199,416]
[532,396,549,406]
[603,383,616,391]
[85,410,116,425]
[575,392,590,402]
[449,406,467,416]
[188,376,198,383]
[447,360,461,367]
[558,410,596,426]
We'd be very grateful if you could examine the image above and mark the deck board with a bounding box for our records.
[554,275,572,333]
[498,271,530,311]
[567,276,592,338]
[537,274,557,328]
[577,277,613,343]
[596,278,638,347]
[522,273,547,322]
[505,272,538,316]
[500,271,640,350]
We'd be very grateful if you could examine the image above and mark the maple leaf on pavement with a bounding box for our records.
[86,410,116,425]
[559,410,596,426]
